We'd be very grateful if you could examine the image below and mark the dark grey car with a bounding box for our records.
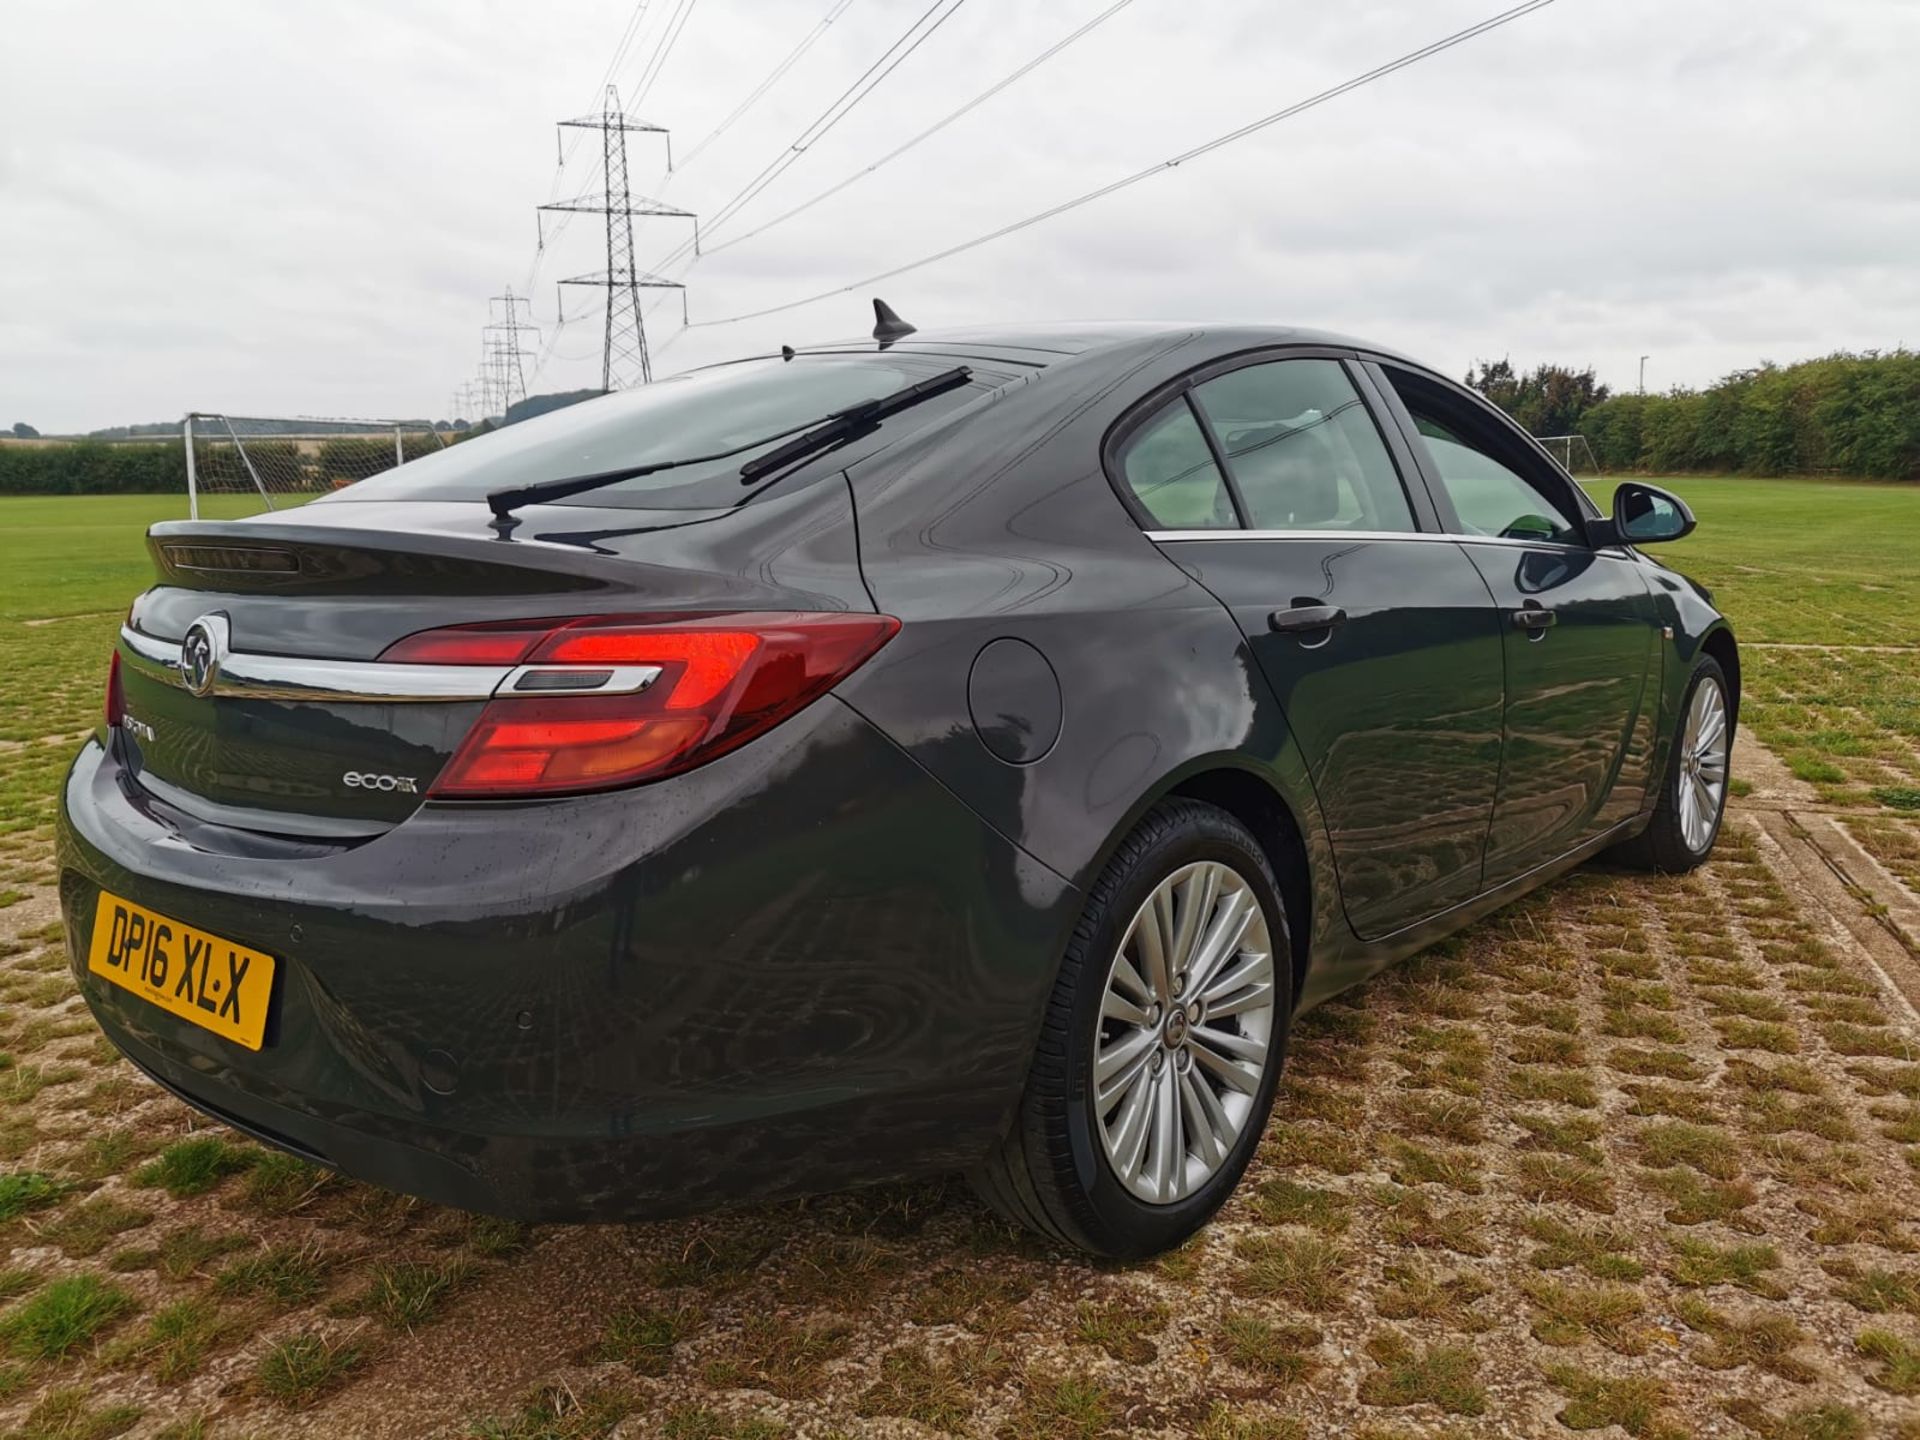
[60,318,1735,1257]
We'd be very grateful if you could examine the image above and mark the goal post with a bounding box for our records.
[182,413,450,519]
[1536,433,1600,476]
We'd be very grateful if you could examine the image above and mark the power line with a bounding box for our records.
[672,0,857,174]
[676,0,1562,331]
[528,0,959,393]
[625,0,1139,347]
[570,0,659,177]
[629,0,702,111]
[550,0,659,200]
[652,0,967,273]
[701,0,1139,260]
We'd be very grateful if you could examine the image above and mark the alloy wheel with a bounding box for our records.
[1677,675,1730,853]
[1093,860,1277,1204]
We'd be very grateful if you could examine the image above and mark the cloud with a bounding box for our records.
[2,0,1916,430]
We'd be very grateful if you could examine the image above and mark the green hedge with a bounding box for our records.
[0,440,187,494]
[0,433,444,496]
[1582,351,1920,479]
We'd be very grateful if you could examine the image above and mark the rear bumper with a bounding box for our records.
[58,697,1076,1221]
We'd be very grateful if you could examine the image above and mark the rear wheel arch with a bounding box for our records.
[1162,767,1314,1014]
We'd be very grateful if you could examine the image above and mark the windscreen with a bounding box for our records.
[336,354,973,511]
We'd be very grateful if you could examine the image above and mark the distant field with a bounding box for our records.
[1584,474,1920,646]
[0,495,296,624]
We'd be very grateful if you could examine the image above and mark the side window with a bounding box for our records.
[1191,359,1414,532]
[1391,382,1584,544]
[1116,400,1237,529]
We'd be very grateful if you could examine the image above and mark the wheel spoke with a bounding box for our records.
[1169,866,1217,981]
[1102,988,1152,1027]
[1136,889,1174,1006]
[1151,1066,1180,1200]
[1190,1034,1261,1095]
[1111,1069,1153,1181]
[1190,1022,1266,1065]
[1696,706,1726,754]
[1109,949,1153,1006]
[1178,1065,1230,1169]
[1693,775,1719,829]
[1207,976,1275,1020]
[1095,1028,1156,1098]
[1186,887,1255,999]
[1200,948,1273,1011]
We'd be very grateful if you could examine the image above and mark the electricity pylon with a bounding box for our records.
[539,87,697,389]
[483,288,540,416]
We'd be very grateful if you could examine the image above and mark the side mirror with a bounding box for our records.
[1594,482,1695,547]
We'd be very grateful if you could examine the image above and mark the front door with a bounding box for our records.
[1120,356,1506,940]
[1377,366,1658,886]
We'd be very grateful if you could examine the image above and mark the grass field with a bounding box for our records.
[0,480,1918,1438]
[1583,478,1920,819]
[1584,476,1920,648]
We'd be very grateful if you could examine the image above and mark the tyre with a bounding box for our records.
[971,798,1293,1257]
[1610,653,1733,873]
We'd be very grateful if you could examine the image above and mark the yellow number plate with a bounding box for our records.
[87,892,276,1051]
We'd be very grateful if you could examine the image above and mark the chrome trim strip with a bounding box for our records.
[499,664,661,697]
[121,626,507,703]
[122,627,668,703]
[1145,528,1452,543]
[213,652,515,703]
[121,626,185,675]
[1144,528,1613,555]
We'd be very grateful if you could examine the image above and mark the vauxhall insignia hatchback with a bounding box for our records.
[60,314,1736,1257]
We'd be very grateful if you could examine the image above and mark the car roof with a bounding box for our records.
[785,321,1424,373]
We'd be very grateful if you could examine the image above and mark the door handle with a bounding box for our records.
[1268,604,1346,635]
[1511,604,1557,633]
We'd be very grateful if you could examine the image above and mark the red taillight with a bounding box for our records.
[395,612,900,798]
[378,618,556,665]
[105,650,124,729]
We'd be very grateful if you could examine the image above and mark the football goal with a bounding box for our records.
[1537,433,1600,476]
[182,413,450,519]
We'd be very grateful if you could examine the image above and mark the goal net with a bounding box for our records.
[1537,433,1600,476]
[184,413,450,519]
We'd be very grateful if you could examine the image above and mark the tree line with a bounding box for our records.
[7,363,1916,492]
[1465,350,1920,479]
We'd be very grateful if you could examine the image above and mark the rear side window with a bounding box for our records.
[1116,401,1236,529]
[1192,360,1414,532]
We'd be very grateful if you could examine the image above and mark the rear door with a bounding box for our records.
[1372,364,1659,885]
[1119,353,1506,940]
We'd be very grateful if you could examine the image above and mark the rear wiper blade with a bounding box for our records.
[485,364,972,527]
[487,421,814,526]
[738,365,971,483]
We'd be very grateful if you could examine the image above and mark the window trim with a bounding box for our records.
[1363,359,1614,553]
[1100,345,1440,537]
[1109,390,1244,531]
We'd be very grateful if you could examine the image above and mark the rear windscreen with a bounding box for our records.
[337,354,981,511]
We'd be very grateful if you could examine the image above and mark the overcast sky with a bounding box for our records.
[3,0,1916,433]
